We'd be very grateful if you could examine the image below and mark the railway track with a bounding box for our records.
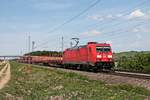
[110,71,150,79]
[26,62,150,80]
[57,66,150,80]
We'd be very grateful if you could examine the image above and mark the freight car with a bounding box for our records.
[63,42,114,70]
[19,56,62,66]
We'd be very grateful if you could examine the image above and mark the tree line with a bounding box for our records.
[116,52,150,73]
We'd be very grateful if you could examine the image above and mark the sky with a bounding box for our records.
[0,0,150,55]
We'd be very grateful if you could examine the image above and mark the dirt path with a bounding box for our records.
[0,61,6,66]
[0,61,11,89]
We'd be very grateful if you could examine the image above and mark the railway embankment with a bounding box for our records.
[0,61,150,99]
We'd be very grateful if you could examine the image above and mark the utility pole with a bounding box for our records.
[28,35,31,53]
[20,50,23,56]
[70,42,73,48]
[28,35,31,65]
[61,36,64,53]
[32,41,35,52]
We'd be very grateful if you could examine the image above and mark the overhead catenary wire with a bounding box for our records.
[36,0,149,50]
[82,21,150,42]
[61,0,149,42]
[35,0,101,49]
[49,0,101,33]
[65,0,149,43]
[103,22,150,41]
[69,0,149,44]
[78,19,143,38]
[73,0,149,38]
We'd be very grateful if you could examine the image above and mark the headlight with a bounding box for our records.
[97,55,102,58]
[108,55,112,58]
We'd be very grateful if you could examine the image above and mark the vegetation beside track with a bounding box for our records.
[114,51,150,61]
[115,51,150,73]
[0,61,150,99]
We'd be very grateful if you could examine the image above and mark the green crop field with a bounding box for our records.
[0,61,150,100]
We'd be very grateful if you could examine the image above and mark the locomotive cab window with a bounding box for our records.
[96,46,111,52]
[103,47,111,52]
[96,47,103,52]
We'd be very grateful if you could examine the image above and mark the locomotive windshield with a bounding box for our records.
[96,46,111,52]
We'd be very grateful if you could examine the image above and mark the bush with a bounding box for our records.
[117,53,150,73]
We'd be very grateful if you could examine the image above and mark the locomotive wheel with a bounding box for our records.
[92,66,98,72]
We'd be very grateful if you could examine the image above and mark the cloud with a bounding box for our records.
[89,9,150,21]
[88,15,104,21]
[126,9,150,20]
[131,26,150,33]
[106,15,113,19]
[88,13,124,21]
[116,14,123,17]
[127,9,145,19]
[82,30,102,36]
[132,28,139,32]
[136,34,142,39]
[88,14,119,21]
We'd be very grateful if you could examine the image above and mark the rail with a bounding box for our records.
[111,71,150,79]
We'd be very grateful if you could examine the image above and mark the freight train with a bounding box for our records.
[19,42,114,71]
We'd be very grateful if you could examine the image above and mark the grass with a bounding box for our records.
[0,61,150,100]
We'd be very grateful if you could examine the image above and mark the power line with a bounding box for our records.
[48,0,101,33]
[103,22,150,41]
[35,0,101,49]
[51,0,149,45]
[78,19,142,39]
[73,0,149,37]
[69,0,149,43]
[82,21,150,42]
[36,0,149,50]
[94,0,149,29]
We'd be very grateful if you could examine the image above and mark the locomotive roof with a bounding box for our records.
[66,42,110,51]
[66,45,86,50]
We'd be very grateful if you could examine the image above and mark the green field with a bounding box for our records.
[0,62,150,100]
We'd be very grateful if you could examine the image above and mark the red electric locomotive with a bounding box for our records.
[63,42,114,70]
